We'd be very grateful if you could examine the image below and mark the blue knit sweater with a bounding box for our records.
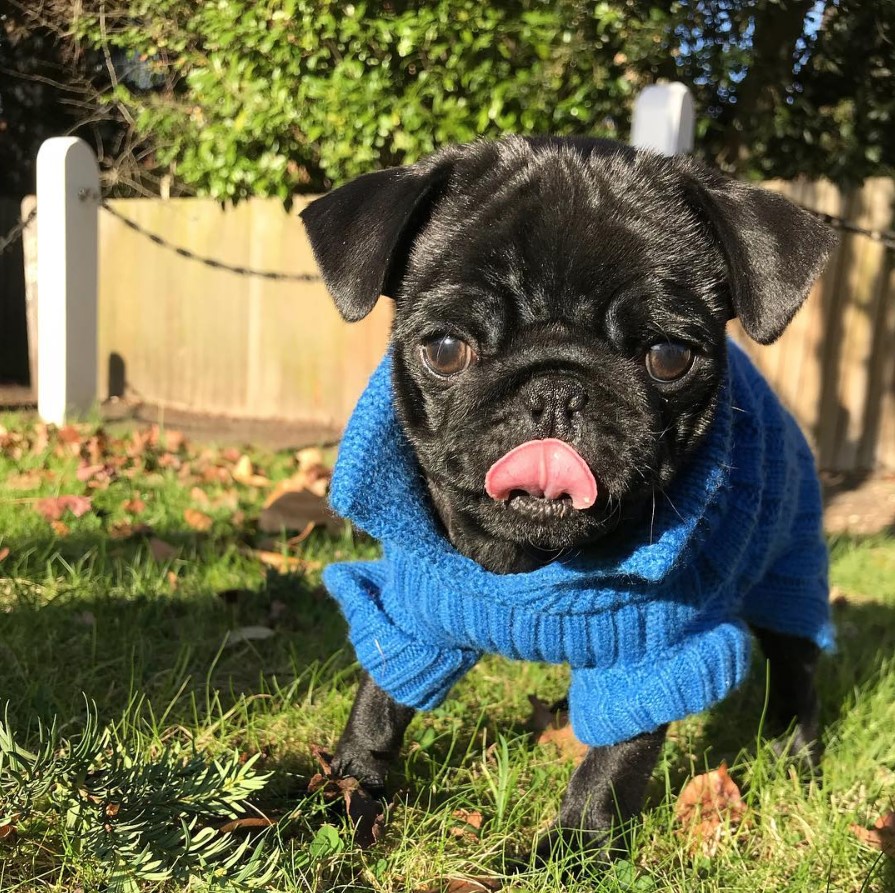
[323,341,833,747]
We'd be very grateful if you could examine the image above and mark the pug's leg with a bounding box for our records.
[752,627,822,766]
[330,672,415,796]
[535,725,667,862]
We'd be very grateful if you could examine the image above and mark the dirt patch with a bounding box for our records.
[823,472,895,536]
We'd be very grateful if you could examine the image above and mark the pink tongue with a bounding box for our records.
[485,439,597,510]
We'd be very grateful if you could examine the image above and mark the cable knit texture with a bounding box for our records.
[323,340,834,747]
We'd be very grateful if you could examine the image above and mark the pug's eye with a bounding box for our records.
[645,342,693,382]
[420,335,477,378]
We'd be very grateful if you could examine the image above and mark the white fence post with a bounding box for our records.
[36,137,100,425]
[630,83,695,156]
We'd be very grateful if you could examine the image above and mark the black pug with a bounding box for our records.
[300,136,837,862]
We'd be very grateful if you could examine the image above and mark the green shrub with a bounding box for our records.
[75,0,673,200]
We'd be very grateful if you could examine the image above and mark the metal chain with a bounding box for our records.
[0,207,36,256]
[8,196,891,272]
[800,206,895,252]
[98,199,322,282]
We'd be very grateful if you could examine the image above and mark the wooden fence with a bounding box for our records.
[731,178,895,472]
[93,179,894,471]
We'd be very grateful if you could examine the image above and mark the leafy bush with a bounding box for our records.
[73,0,673,200]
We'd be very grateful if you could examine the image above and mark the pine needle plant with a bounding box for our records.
[0,702,279,892]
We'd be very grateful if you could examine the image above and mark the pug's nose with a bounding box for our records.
[523,378,588,438]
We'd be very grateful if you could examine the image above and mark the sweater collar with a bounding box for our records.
[330,350,733,584]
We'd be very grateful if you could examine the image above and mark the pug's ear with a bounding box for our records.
[300,163,452,322]
[679,161,838,344]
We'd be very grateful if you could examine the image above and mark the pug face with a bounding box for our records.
[302,137,835,564]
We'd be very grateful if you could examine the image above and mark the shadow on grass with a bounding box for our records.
[3,526,895,810]
[0,528,355,747]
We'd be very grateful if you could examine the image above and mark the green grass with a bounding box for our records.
[1,416,894,891]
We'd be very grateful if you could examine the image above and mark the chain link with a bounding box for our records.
[0,207,36,256]
[5,196,892,273]
[800,206,895,252]
[98,200,322,282]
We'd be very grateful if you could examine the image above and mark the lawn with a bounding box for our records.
[0,417,893,892]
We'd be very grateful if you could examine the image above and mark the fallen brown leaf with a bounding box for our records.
[149,537,178,561]
[35,494,92,521]
[232,454,271,488]
[0,546,9,562]
[76,462,115,486]
[108,520,152,540]
[527,695,587,764]
[259,488,342,535]
[184,508,213,531]
[306,747,383,849]
[190,486,210,505]
[0,813,20,842]
[851,811,895,857]
[296,446,325,470]
[415,877,502,893]
[249,548,320,574]
[675,763,746,857]
[6,471,42,490]
[159,428,186,452]
[211,489,239,510]
[122,497,146,515]
[218,816,277,834]
[450,808,484,840]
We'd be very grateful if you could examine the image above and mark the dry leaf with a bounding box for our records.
[109,520,152,539]
[211,489,239,510]
[51,520,70,536]
[528,695,587,764]
[190,486,210,505]
[0,813,20,842]
[122,497,146,514]
[296,446,325,470]
[7,471,42,490]
[249,549,320,574]
[226,625,275,646]
[160,428,186,452]
[259,488,341,535]
[0,546,9,562]
[675,763,746,857]
[35,494,92,521]
[450,808,484,839]
[219,816,277,834]
[306,747,383,849]
[232,454,271,488]
[76,462,115,485]
[184,508,213,531]
[149,537,178,561]
[415,877,502,893]
[851,811,895,857]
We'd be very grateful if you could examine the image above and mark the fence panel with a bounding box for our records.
[98,197,392,427]
[730,177,895,472]
[96,181,894,471]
